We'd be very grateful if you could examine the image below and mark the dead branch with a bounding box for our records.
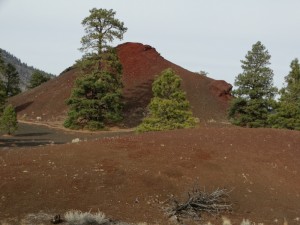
[166,187,232,220]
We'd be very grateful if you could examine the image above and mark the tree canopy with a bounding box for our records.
[0,80,6,114]
[64,8,126,130]
[137,68,197,132]
[80,8,127,56]
[268,58,300,130]
[228,41,277,127]
[64,63,123,130]
[0,52,6,113]
[28,70,51,89]
[0,104,18,135]
[2,63,21,97]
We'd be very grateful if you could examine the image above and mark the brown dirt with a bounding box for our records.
[9,42,232,128]
[0,127,299,224]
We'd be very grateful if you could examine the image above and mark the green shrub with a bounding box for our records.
[0,104,18,135]
[137,68,196,132]
[228,41,277,127]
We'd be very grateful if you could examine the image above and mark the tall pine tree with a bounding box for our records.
[64,8,126,130]
[228,41,277,127]
[268,58,300,130]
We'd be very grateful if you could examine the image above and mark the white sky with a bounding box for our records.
[0,0,300,88]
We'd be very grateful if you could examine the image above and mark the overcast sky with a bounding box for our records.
[0,0,300,88]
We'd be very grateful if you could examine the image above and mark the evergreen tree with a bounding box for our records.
[0,80,6,114]
[0,52,6,114]
[64,53,123,130]
[0,50,4,76]
[268,58,300,130]
[28,70,51,89]
[228,41,277,127]
[64,8,126,130]
[0,104,18,135]
[137,68,196,132]
[80,8,127,56]
[3,63,21,97]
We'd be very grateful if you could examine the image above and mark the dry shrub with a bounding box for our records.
[166,187,232,221]
[64,210,108,225]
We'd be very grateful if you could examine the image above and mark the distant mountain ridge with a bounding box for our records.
[0,48,55,91]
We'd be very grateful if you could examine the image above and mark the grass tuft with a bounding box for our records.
[64,210,108,225]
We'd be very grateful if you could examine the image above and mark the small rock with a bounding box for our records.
[72,138,80,143]
[51,214,62,224]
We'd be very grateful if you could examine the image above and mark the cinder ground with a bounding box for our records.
[0,125,299,225]
[0,122,133,148]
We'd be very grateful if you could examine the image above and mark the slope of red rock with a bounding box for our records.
[9,42,232,127]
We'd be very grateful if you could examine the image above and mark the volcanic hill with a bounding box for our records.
[9,42,232,127]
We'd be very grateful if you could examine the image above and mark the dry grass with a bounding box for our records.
[64,210,108,225]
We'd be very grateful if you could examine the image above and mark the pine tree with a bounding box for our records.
[0,50,4,76]
[80,8,127,56]
[64,8,126,130]
[0,80,6,114]
[64,54,123,130]
[0,52,7,114]
[228,41,277,127]
[3,63,21,97]
[268,58,300,130]
[28,70,51,89]
[0,105,18,135]
[137,68,197,132]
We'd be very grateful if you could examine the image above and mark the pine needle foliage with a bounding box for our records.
[268,58,300,130]
[0,80,6,114]
[2,63,21,97]
[228,41,277,127]
[0,52,6,114]
[64,56,123,130]
[28,70,51,89]
[0,104,18,135]
[137,68,196,132]
[80,8,127,56]
[64,8,126,130]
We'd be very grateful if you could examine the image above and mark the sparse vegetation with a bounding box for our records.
[196,70,209,76]
[64,8,127,130]
[228,41,277,127]
[0,104,18,135]
[137,68,197,132]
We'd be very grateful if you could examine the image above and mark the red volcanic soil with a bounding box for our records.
[9,42,232,127]
[0,127,299,224]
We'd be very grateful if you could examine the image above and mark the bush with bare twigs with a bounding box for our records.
[166,187,232,221]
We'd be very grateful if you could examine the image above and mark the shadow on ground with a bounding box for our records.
[0,122,133,148]
[0,138,62,148]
